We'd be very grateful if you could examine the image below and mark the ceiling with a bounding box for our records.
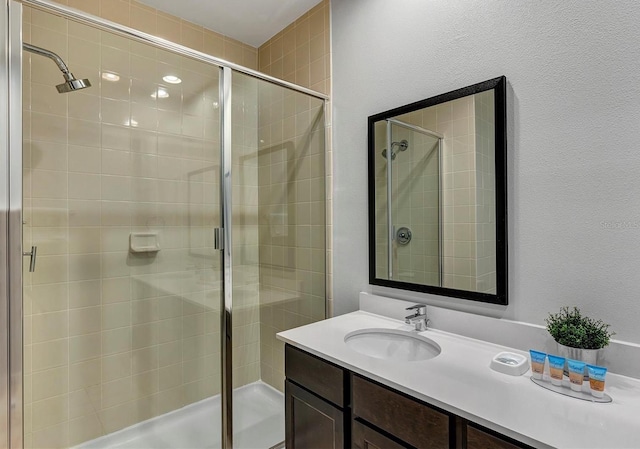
[137,0,322,48]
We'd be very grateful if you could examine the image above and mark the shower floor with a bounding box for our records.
[73,381,284,449]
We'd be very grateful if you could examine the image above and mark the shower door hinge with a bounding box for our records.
[214,228,225,251]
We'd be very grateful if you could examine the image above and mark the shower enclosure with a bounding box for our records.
[374,118,442,286]
[0,1,327,448]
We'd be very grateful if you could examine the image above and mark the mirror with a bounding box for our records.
[368,76,507,305]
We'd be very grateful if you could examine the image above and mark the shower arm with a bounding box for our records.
[23,42,74,81]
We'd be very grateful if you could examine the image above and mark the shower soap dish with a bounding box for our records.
[130,232,160,253]
[490,352,528,376]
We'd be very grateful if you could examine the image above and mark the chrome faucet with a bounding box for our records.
[405,304,429,331]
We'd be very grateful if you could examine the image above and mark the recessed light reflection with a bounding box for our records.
[212,101,219,109]
[151,88,170,99]
[162,75,181,84]
[124,119,139,127]
[102,72,120,82]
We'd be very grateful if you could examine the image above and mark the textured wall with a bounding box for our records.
[331,0,640,344]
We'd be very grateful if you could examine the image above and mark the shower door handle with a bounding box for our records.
[23,245,37,272]
[214,228,224,251]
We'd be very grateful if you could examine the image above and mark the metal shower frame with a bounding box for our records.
[0,0,329,447]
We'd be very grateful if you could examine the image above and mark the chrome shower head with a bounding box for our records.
[396,139,409,152]
[381,139,409,160]
[381,148,396,160]
[23,42,92,94]
[56,76,92,93]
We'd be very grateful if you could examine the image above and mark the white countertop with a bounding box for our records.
[277,311,640,449]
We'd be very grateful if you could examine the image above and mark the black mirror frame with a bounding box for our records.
[367,76,508,305]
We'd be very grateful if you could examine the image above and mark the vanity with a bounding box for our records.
[278,310,640,449]
[284,344,526,449]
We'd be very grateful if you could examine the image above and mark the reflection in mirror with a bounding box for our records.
[368,77,507,305]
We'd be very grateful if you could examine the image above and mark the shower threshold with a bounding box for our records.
[73,381,284,449]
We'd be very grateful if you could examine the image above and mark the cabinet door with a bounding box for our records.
[466,424,528,449]
[353,419,408,449]
[285,380,344,449]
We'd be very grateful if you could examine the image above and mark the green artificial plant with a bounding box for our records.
[545,306,615,350]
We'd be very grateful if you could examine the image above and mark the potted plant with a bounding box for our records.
[545,306,615,366]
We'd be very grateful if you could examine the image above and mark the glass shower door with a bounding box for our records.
[21,7,224,448]
[230,71,326,448]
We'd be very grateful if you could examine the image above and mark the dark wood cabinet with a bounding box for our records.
[352,375,451,449]
[464,423,528,449]
[352,419,406,449]
[285,345,346,407]
[285,380,344,449]
[284,344,533,449]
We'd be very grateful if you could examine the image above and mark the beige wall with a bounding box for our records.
[22,1,329,447]
[372,96,490,292]
[230,74,262,389]
[21,6,263,448]
[373,117,440,285]
[442,93,497,294]
[474,90,496,293]
[256,0,331,391]
[439,96,479,292]
[52,0,258,70]
[255,81,326,392]
[392,98,482,292]
[257,0,330,96]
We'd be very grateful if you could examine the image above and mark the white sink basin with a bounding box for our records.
[344,328,441,362]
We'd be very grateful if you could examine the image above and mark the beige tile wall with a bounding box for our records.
[51,0,258,70]
[22,7,261,448]
[230,73,262,388]
[441,93,497,294]
[373,97,481,291]
[373,117,440,285]
[474,90,496,293]
[388,101,479,291]
[438,96,479,292]
[255,81,326,392]
[373,121,390,279]
[22,0,329,446]
[257,0,331,391]
[257,0,330,96]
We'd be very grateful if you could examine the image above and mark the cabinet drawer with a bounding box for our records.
[352,419,406,449]
[466,424,529,449]
[285,344,346,407]
[352,375,450,449]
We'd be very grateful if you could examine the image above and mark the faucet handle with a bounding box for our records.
[405,303,427,313]
[404,304,429,331]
